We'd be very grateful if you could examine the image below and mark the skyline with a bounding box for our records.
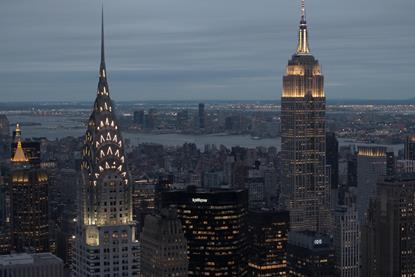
[1,0,414,102]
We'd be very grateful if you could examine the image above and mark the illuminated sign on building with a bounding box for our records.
[192,198,208,203]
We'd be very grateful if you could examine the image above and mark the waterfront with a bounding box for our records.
[5,114,403,153]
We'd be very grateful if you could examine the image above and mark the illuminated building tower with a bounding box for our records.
[280,0,330,233]
[10,136,49,253]
[356,146,386,222]
[162,187,249,276]
[404,134,415,160]
[72,9,139,276]
[11,124,41,168]
[140,207,188,276]
[362,175,415,276]
[248,210,289,276]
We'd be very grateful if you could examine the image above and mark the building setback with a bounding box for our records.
[162,187,249,276]
[140,208,188,276]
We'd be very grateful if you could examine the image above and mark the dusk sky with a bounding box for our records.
[1,0,414,102]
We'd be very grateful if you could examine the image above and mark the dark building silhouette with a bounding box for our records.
[386,151,395,176]
[176,110,189,130]
[287,231,335,277]
[0,115,10,160]
[198,103,205,129]
[140,207,188,277]
[404,135,415,160]
[248,210,289,276]
[133,110,145,125]
[326,132,339,189]
[162,187,249,276]
[347,156,357,187]
[0,174,11,254]
[362,175,415,276]
[280,0,330,233]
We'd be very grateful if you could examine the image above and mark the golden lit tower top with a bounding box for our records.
[11,124,28,163]
[296,0,310,55]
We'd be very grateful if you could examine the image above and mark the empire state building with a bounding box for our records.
[280,0,330,233]
[73,8,139,276]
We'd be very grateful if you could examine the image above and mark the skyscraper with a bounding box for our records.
[11,124,41,168]
[404,134,415,160]
[10,133,49,253]
[280,0,330,233]
[140,207,188,277]
[356,146,386,222]
[162,187,249,276]
[198,103,205,129]
[72,9,139,276]
[248,210,289,276]
[362,175,415,276]
[333,193,360,277]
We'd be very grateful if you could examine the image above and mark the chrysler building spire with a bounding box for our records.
[73,7,139,276]
[296,0,310,54]
[100,4,106,77]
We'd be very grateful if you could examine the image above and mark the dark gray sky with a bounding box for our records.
[1,0,414,102]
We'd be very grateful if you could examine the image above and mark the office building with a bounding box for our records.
[10,136,49,253]
[404,134,415,160]
[287,231,336,277]
[248,210,289,276]
[0,252,64,277]
[140,208,188,277]
[362,175,415,276]
[72,9,139,276]
[198,103,205,129]
[333,193,359,277]
[356,146,386,222]
[280,0,330,233]
[162,187,249,276]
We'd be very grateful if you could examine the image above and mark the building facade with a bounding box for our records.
[280,0,330,233]
[287,231,336,277]
[72,9,139,276]
[140,208,188,276]
[0,253,64,277]
[162,187,249,276]
[404,135,415,160]
[356,146,386,222]
[333,194,359,277]
[248,210,289,276]
[362,175,415,276]
[10,135,49,253]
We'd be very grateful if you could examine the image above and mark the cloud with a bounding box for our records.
[0,0,414,101]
